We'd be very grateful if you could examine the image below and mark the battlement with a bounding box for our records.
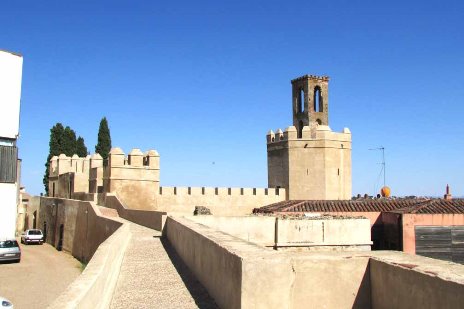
[49,154,91,177]
[291,74,329,83]
[266,125,351,144]
[107,147,159,169]
[159,186,284,197]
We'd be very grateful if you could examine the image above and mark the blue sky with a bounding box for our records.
[2,0,463,197]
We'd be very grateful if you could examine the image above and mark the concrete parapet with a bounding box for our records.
[166,216,464,309]
[275,217,372,250]
[48,218,130,309]
[104,193,167,231]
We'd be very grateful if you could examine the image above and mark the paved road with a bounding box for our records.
[0,241,82,309]
[110,223,218,309]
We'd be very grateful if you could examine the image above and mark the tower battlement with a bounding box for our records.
[291,74,329,83]
[267,125,351,144]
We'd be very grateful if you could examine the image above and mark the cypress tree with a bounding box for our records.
[43,123,65,195]
[76,136,88,157]
[95,117,112,160]
[62,126,77,156]
[43,123,87,195]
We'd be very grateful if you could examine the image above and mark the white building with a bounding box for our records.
[0,50,23,239]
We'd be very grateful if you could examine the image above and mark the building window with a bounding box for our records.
[314,86,323,112]
[0,145,18,183]
[298,120,303,138]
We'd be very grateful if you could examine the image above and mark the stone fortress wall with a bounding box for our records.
[49,147,286,215]
[49,74,352,213]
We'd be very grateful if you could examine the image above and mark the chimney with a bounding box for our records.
[444,184,452,200]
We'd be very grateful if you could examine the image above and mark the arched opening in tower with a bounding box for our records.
[314,86,323,112]
[298,88,304,113]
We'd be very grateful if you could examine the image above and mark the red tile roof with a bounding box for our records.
[255,199,464,215]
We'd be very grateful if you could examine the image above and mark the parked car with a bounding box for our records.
[21,229,44,245]
[0,239,21,263]
[0,296,13,308]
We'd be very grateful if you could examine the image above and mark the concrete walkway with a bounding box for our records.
[110,222,218,309]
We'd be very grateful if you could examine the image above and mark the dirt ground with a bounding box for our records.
[0,240,82,309]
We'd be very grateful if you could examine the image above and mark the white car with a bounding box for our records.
[21,229,44,245]
[0,240,21,263]
[0,297,13,308]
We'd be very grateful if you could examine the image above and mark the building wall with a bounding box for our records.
[267,125,351,200]
[402,213,464,255]
[0,50,22,239]
[37,197,123,263]
[0,50,22,139]
[0,184,17,238]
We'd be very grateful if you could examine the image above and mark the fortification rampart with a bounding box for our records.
[156,186,286,215]
[50,147,286,214]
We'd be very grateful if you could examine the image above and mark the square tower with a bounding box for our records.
[267,74,352,200]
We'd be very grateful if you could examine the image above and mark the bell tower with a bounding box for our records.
[267,74,352,201]
[291,75,329,138]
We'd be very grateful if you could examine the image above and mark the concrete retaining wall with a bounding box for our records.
[276,217,372,248]
[166,216,464,309]
[186,215,372,250]
[104,193,167,231]
[370,258,464,309]
[38,197,123,263]
[48,223,131,309]
[186,215,276,246]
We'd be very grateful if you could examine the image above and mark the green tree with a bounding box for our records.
[62,126,77,156]
[43,123,65,195]
[76,136,88,157]
[95,117,112,160]
[43,123,88,195]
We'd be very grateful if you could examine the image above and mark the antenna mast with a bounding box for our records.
[369,146,386,189]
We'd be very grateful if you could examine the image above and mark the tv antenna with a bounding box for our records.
[369,146,386,191]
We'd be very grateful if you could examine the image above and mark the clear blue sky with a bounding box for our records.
[2,0,463,197]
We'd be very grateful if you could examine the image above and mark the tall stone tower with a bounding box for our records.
[267,74,352,200]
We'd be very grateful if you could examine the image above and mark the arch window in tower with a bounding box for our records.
[298,120,303,138]
[314,86,323,112]
[298,88,305,113]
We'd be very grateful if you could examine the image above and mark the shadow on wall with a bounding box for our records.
[160,238,218,309]
[353,260,371,308]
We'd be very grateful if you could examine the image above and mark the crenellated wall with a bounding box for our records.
[49,147,286,215]
[156,186,285,215]
[49,154,91,198]
[103,148,160,210]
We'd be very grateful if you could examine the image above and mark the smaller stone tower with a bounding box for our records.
[267,74,352,200]
[292,75,329,138]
